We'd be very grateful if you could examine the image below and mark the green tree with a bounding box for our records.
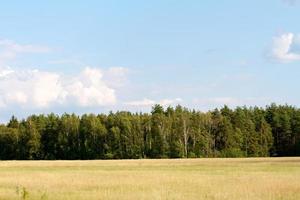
[0,126,19,160]
[18,118,41,159]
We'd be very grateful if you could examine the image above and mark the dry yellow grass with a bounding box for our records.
[0,158,299,200]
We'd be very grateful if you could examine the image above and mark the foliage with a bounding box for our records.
[0,104,299,159]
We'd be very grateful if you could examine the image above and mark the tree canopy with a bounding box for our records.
[0,104,299,160]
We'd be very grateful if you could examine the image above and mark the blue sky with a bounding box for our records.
[0,0,300,122]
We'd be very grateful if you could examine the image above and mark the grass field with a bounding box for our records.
[0,158,299,200]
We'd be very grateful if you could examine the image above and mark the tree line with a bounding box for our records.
[0,103,299,160]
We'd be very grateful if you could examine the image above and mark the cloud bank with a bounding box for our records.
[0,66,127,109]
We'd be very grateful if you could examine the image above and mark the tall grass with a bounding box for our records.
[0,158,299,200]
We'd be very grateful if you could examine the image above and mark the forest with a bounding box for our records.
[0,103,299,160]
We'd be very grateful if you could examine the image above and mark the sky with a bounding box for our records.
[0,0,300,122]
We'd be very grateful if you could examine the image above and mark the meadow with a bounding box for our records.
[0,158,299,200]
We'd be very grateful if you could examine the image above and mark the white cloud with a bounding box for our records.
[125,98,156,107]
[159,98,182,106]
[0,68,14,77]
[270,33,300,62]
[64,67,116,107]
[0,66,124,109]
[5,91,28,104]
[0,39,50,65]
[103,67,129,88]
[32,71,63,107]
[0,67,65,108]
[125,98,182,107]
